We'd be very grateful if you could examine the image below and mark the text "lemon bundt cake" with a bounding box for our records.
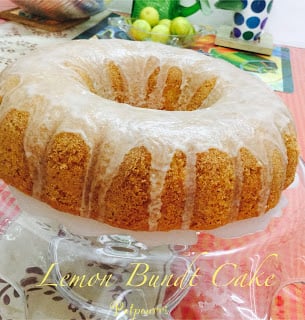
[0,39,299,231]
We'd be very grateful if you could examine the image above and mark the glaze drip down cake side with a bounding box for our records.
[0,39,299,231]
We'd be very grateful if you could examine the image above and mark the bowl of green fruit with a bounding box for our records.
[111,6,206,48]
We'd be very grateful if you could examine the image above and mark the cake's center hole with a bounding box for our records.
[106,62,217,111]
[68,60,217,112]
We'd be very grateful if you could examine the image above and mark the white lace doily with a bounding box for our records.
[0,9,111,72]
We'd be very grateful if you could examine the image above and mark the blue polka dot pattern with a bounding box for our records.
[234,12,244,25]
[254,32,261,41]
[246,16,260,28]
[241,0,248,9]
[251,0,266,13]
[232,0,272,41]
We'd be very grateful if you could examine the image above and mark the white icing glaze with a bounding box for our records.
[0,39,295,230]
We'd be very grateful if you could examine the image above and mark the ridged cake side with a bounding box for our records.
[0,40,299,231]
[0,109,298,230]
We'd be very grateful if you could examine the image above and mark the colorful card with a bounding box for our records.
[192,34,293,93]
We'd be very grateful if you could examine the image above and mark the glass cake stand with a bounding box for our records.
[0,159,304,319]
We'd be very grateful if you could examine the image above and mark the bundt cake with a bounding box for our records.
[0,39,299,231]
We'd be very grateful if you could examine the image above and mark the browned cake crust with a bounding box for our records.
[0,109,33,194]
[0,108,298,231]
[0,40,299,231]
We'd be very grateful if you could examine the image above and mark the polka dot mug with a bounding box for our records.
[232,0,274,41]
